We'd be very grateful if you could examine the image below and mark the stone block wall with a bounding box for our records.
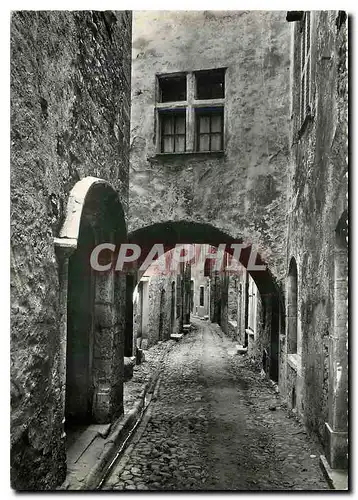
[285,11,348,449]
[11,11,132,490]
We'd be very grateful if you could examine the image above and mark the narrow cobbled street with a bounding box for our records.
[102,319,328,491]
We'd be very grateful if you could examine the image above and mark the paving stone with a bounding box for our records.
[102,321,328,491]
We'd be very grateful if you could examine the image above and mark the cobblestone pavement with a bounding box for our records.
[102,319,328,491]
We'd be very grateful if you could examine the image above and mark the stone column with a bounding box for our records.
[92,265,115,423]
[54,237,77,438]
[325,245,348,469]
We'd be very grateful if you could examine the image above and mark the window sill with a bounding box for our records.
[148,151,226,162]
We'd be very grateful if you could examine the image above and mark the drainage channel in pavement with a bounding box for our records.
[97,373,162,490]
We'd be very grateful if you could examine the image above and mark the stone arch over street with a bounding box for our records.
[128,220,284,382]
[55,177,127,429]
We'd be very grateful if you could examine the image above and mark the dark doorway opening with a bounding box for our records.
[65,220,95,427]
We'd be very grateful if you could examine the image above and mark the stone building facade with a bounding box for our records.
[128,11,348,472]
[10,9,348,491]
[283,11,348,470]
[129,10,291,282]
[11,11,132,490]
[129,9,292,389]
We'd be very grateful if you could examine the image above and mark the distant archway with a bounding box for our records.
[128,220,283,381]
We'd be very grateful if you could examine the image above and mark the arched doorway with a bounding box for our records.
[56,177,127,433]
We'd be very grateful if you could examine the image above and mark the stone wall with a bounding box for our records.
[285,11,348,450]
[133,248,189,350]
[10,11,132,490]
[129,11,291,283]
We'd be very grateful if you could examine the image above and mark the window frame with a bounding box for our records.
[195,107,224,153]
[195,68,225,100]
[158,73,187,103]
[159,109,187,153]
[155,68,226,155]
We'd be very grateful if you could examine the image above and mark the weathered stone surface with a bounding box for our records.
[284,11,348,457]
[129,11,291,282]
[102,321,328,491]
[11,10,132,490]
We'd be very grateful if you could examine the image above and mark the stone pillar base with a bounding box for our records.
[324,422,348,470]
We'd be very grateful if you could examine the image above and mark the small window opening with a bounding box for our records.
[160,110,186,153]
[196,69,225,99]
[159,74,187,102]
[196,108,224,152]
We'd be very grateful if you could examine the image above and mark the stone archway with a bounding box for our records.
[128,220,284,382]
[55,177,127,432]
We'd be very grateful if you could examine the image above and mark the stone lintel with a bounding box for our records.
[54,237,77,257]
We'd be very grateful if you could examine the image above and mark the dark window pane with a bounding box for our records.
[159,75,187,102]
[196,69,225,100]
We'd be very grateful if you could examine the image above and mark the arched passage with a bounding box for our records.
[128,220,284,382]
[55,177,127,431]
